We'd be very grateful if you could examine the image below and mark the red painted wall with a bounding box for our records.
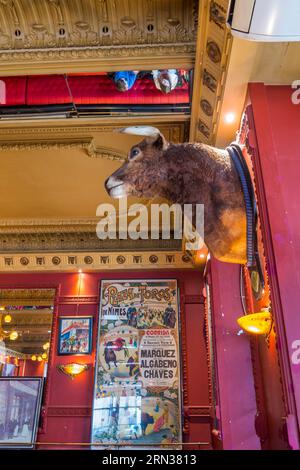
[238,129,290,449]
[20,359,45,377]
[0,270,208,449]
[209,261,260,450]
[248,84,300,448]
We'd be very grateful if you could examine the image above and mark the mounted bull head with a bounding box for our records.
[105,126,169,199]
[105,126,247,264]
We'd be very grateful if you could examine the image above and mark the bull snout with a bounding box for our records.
[109,165,126,182]
[105,165,128,199]
[104,175,113,190]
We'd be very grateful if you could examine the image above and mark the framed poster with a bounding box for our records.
[91,279,182,448]
[0,377,43,448]
[58,316,93,355]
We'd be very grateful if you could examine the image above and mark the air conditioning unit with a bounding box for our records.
[227,0,300,42]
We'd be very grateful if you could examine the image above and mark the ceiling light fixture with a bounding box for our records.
[4,314,12,323]
[0,313,18,342]
[9,331,18,341]
[224,112,236,124]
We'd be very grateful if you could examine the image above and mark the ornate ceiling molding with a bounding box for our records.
[189,0,232,145]
[0,217,183,253]
[0,137,90,151]
[0,251,194,272]
[0,218,100,233]
[0,231,182,253]
[87,142,126,160]
[0,118,189,143]
[0,137,126,160]
[2,311,53,320]
[0,288,56,303]
[0,0,198,74]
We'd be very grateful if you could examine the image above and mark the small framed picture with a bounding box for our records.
[58,316,93,355]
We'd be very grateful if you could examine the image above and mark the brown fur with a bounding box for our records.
[105,135,247,263]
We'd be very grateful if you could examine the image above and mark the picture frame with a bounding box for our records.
[91,279,182,449]
[57,316,93,355]
[0,377,44,449]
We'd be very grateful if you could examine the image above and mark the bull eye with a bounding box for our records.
[129,147,141,160]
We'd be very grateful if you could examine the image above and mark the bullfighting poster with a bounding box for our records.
[91,279,182,449]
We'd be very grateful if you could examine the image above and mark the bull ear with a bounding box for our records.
[116,126,168,151]
[150,133,168,151]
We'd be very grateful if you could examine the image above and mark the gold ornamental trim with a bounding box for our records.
[0,0,198,75]
[0,138,126,161]
[190,0,232,145]
[0,119,189,147]
[0,251,194,272]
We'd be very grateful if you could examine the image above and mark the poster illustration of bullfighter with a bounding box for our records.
[91,279,182,448]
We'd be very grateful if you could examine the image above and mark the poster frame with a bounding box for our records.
[0,376,44,449]
[91,278,182,449]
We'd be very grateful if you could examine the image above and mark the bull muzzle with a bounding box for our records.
[105,170,127,199]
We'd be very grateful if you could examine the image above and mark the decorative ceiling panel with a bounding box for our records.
[190,0,232,145]
[0,0,198,74]
[0,224,182,253]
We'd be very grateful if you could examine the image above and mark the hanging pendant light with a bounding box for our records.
[0,312,18,342]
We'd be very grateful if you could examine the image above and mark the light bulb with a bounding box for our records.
[9,331,18,341]
[224,112,236,124]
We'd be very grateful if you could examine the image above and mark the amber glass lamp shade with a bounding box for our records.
[58,363,89,380]
[237,311,272,335]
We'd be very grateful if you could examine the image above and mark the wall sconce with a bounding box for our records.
[58,363,89,380]
[237,311,272,335]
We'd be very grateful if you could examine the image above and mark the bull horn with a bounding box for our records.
[116,126,161,138]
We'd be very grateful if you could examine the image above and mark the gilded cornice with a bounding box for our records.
[0,218,101,233]
[0,0,198,74]
[0,251,194,272]
[0,288,56,303]
[0,231,182,253]
[0,217,183,253]
[0,138,126,160]
[0,118,189,144]
[190,0,232,145]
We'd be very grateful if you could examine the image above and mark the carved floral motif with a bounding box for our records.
[0,0,197,67]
